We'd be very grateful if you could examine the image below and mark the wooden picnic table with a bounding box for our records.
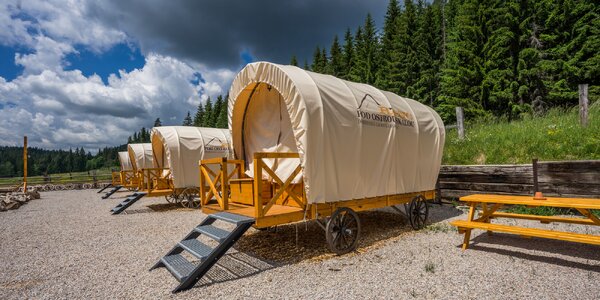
[450,194,600,250]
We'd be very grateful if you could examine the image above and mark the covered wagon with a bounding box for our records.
[121,143,153,190]
[153,62,445,292]
[202,61,445,248]
[112,151,132,186]
[140,126,233,208]
[101,151,133,197]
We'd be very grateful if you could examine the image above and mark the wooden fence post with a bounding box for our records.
[532,158,539,194]
[456,107,465,140]
[579,84,588,127]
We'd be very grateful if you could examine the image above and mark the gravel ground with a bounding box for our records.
[1,190,599,299]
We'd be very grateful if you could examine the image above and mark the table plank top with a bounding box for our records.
[459,194,600,209]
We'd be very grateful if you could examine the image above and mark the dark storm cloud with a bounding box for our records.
[86,0,387,69]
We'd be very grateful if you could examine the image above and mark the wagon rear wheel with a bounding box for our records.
[408,195,428,230]
[326,207,361,255]
[179,188,200,209]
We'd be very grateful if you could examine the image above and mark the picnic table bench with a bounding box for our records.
[450,194,600,250]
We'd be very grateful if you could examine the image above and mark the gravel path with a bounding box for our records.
[1,190,598,299]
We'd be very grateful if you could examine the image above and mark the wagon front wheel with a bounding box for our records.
[408,195,428,230]
[326,207,361,255]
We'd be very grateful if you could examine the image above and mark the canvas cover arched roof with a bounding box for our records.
[127,143,154,171]
[118,151,133,171]
[229,61,445,204]
[151,126,233,188]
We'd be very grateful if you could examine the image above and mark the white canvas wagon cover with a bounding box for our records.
[229,61,445,204]
[151,126,233,189]
[127,143,154,171]
[118,151,133,171]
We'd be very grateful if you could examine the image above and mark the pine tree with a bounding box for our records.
[321,48,329,74]
[328,35,344,77]
[153,118,162,127]
[290,55,298,66]
[216,95,228,128]
[438,0,487,121]
[203,97,213,127]
[140,127,148,142]
[411,1,444,105]
[311,46,323,73]
[303,59,310,70]
[351,14,379,84]
[341,28,355,80]
[375,0,401,90]
[194,101,205,127]
[212,95,224,127]
[182,111,193,126]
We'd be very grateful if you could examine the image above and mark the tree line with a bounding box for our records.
[0,146,125,177]
[183,95,228,128]
[292,0,599,122]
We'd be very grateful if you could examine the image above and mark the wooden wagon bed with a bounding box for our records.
[200,153,436,228]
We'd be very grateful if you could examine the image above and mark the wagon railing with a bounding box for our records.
[253,152,305,218]
[140,168,172,192]
[120,170,136,185]
[199,157,245,209]
[111,171,121,185]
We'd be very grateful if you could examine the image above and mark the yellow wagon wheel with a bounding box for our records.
[179,188,200,209]
[408,195,429,230]
[326,207,361,255]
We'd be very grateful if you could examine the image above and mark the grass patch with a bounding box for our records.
[504,205,600,218]
[424,223,457,233]
[443,103,600,164]
[0,168,112,187]
[424,262,435,273]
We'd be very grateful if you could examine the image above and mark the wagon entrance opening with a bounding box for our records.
[241,82,301,182]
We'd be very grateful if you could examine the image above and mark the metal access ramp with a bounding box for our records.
[97,183,113,193]
[151,212,255,293]
[101,185,122,199]
[110,192,146,214]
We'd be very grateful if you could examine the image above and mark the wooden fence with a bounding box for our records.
[438,160,600,199]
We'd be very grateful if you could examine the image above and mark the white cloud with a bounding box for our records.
[0,53,212,150]
[0,0,236,151]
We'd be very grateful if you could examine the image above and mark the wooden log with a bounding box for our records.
[439,182,534,194]
[441,164,532,173]
[538,172,600,185]
[537,160,600,173]
[439,170,533,184]
[579,83,589,127]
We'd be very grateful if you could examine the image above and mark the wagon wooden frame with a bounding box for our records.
[200,152,435,252]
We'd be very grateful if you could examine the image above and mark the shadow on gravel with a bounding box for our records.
[123,203,194,214]
[468,233,600,272]
[188,251,276,289]
[235,204,462,265]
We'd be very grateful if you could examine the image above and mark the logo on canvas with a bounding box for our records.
[356,94,414,128]
[204,137,230,152]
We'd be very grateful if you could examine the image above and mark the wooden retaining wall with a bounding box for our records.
[438,160,600,199]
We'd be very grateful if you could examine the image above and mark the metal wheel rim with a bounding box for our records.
[326,207,361,255]
[408,195,428,230]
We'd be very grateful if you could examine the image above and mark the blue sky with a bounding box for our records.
[0,0,386,150]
